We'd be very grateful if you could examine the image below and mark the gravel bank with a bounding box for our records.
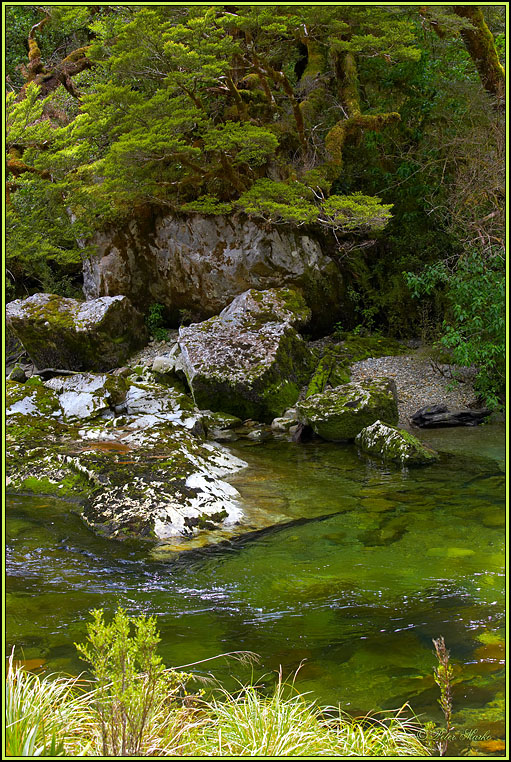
[128,336,480,427]
[350,353,479,425]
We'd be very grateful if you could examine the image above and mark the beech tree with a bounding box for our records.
[7,6,425,239]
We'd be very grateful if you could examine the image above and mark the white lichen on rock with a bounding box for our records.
[355,419,439,465]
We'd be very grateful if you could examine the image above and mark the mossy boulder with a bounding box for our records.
[178,288,314,422]
[296,377,398,441]
[355,420,440,465]
[5,293,147,371]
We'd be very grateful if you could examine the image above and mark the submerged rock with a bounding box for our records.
[411,404,491,428]
[6,293,147,371]
[83,211,345,331]
[296,377,398,441]
[178,288,314,422]
[355,420,439,465]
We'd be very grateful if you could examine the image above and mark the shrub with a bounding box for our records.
[405,249,505,408]
[145,303,169,341]
[75,607,190,756]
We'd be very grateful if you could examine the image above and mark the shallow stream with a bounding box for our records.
[6,424,505,755]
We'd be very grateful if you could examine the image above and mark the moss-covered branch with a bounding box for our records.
[453,5,505,100]
[421,5,505,101]
[325,52,400,168]
[335,51,362,118]
[26,15,49,81]
[19,18,93,103]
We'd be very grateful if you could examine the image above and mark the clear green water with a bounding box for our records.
[6,424,505,753]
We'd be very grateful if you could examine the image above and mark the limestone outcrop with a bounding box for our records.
[5,293,147,371]
[177,288,314,422]
[296,377,398,441]
[83,212,345,330]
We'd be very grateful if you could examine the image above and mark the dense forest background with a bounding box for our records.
[5,4,506,405]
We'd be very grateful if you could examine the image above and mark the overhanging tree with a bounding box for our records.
[13,5,427,246]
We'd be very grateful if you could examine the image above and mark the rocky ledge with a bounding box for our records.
[6,372,247,541]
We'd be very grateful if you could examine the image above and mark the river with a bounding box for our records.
[6,423,505,755]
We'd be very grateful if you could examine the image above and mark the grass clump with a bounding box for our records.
[5,652,94,756]
[6,609,431,757]
[183,676,429,756]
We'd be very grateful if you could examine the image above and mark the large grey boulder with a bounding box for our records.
[6,293,147,371]
[355,420,439,465]
[83,212,345,330]
[296,377,398,441]
[178,288,314,422]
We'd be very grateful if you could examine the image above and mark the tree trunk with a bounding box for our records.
[325,52,400,170]
[453,6,505,101]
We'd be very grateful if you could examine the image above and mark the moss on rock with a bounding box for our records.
[355,420,440,465]
[297,377,398,441]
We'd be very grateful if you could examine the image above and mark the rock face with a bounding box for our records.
[355,420,439,465]
[296,377,398,441]
[178,288,314,422]
[6,293,147,371]
[83,212,344,330]
[411,404,491,428]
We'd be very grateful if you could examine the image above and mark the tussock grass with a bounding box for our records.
[180,675,429,757]
[5,657,430,757]
[5,652,95,756]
